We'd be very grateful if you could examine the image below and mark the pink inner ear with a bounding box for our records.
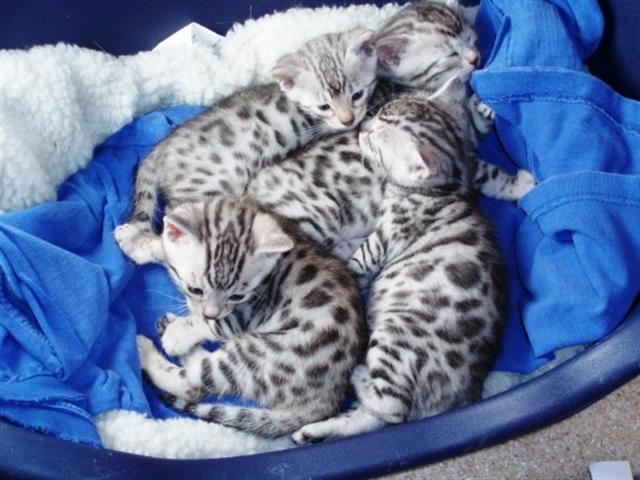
[275,74,295,90]
[166,222,184,241]
[409,164,429,179]
[376,37,409,66]
[358,40,374,57]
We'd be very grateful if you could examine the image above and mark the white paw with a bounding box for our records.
[136,335,158,370]
[513,169,536,198]
[477,102,495,122]
[114,223,164,265]
[470,95,495,135]
[291,423,326,445]
[350,364,371,389]
[160,316,199,357]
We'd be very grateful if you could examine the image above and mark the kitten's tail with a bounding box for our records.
[129,148,162,232]
[169,397,312,438]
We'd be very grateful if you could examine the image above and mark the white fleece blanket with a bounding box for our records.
[0,3,400,213]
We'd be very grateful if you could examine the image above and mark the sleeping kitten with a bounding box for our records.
[248,0,533,261]
[137,196,365,437]
[374,0,531,198]
[374,0,480,92]
[292,76,506,443]
[115,27,377,265]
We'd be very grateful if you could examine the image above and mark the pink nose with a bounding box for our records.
[203,305,221,319]
[466,49,480,67]
[341,115,355,127]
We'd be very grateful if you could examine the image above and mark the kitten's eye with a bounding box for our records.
[318,104,331,111]
[229,294,245,302]
[188,286,204,296]
[351,90,364,102]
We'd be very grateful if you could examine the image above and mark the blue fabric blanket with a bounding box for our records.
[1,0,639,446]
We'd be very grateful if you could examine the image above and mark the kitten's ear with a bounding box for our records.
[252,213,294,254]
[375,36,409,66]
[413,143,449,179]
[345,27,375,58]
[163,203,204,243]
[460,5,480,26]
[271,53,304,91]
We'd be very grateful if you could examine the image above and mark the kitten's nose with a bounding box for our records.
[203,305,221,319]
[338,111,355,127]
[466,49,480,67]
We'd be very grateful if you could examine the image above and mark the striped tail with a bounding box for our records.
[169,397,311,438]
[129,148,162,232]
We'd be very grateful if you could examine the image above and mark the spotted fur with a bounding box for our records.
[137,196,365,437]
[293,77,507,444]
[247,0,532,261]
[115,28,378,264]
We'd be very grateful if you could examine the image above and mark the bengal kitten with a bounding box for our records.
[293,76,507,443]
[137,196,366,437]
[115,27,378,264]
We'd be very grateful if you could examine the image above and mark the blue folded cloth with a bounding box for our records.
[472,0,640,371]
[1,0,639,446]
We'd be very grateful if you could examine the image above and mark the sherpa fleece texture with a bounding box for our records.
[0,3,401,214]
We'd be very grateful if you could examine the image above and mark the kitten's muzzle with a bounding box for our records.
[203,304,233,320]
[338,111,355,127]
[465,48,480,67]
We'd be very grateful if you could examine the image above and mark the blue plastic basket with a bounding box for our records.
[0,1,638,479]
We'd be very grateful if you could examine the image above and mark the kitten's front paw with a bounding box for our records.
[470,95,495,135]
[136,335,158,371]
[114,223,164,265]
[513,169,536,198]
[291,425,327,445]
[350,364,371,389]
[160,315,199,357]
[157,313,178,337]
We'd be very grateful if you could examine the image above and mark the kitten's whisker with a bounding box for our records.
[146,289,186,303]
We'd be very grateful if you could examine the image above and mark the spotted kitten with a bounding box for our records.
[137,196,365,437]
[373,0,534,199]
[247,131,382,259]
[115,27,377,265]
[293,76,507,444]
[248,0,533,261]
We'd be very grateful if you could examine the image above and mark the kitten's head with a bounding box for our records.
[271,28,378,131]
[161,197,294,321]
[374,0,479,92]
[359,75,472,189]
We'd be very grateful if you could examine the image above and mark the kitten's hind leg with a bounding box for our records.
[114,222,164,264]
[473,160,536,201]
[292,406,385,444]
[354,335,415,424]
[469,94,495,138]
